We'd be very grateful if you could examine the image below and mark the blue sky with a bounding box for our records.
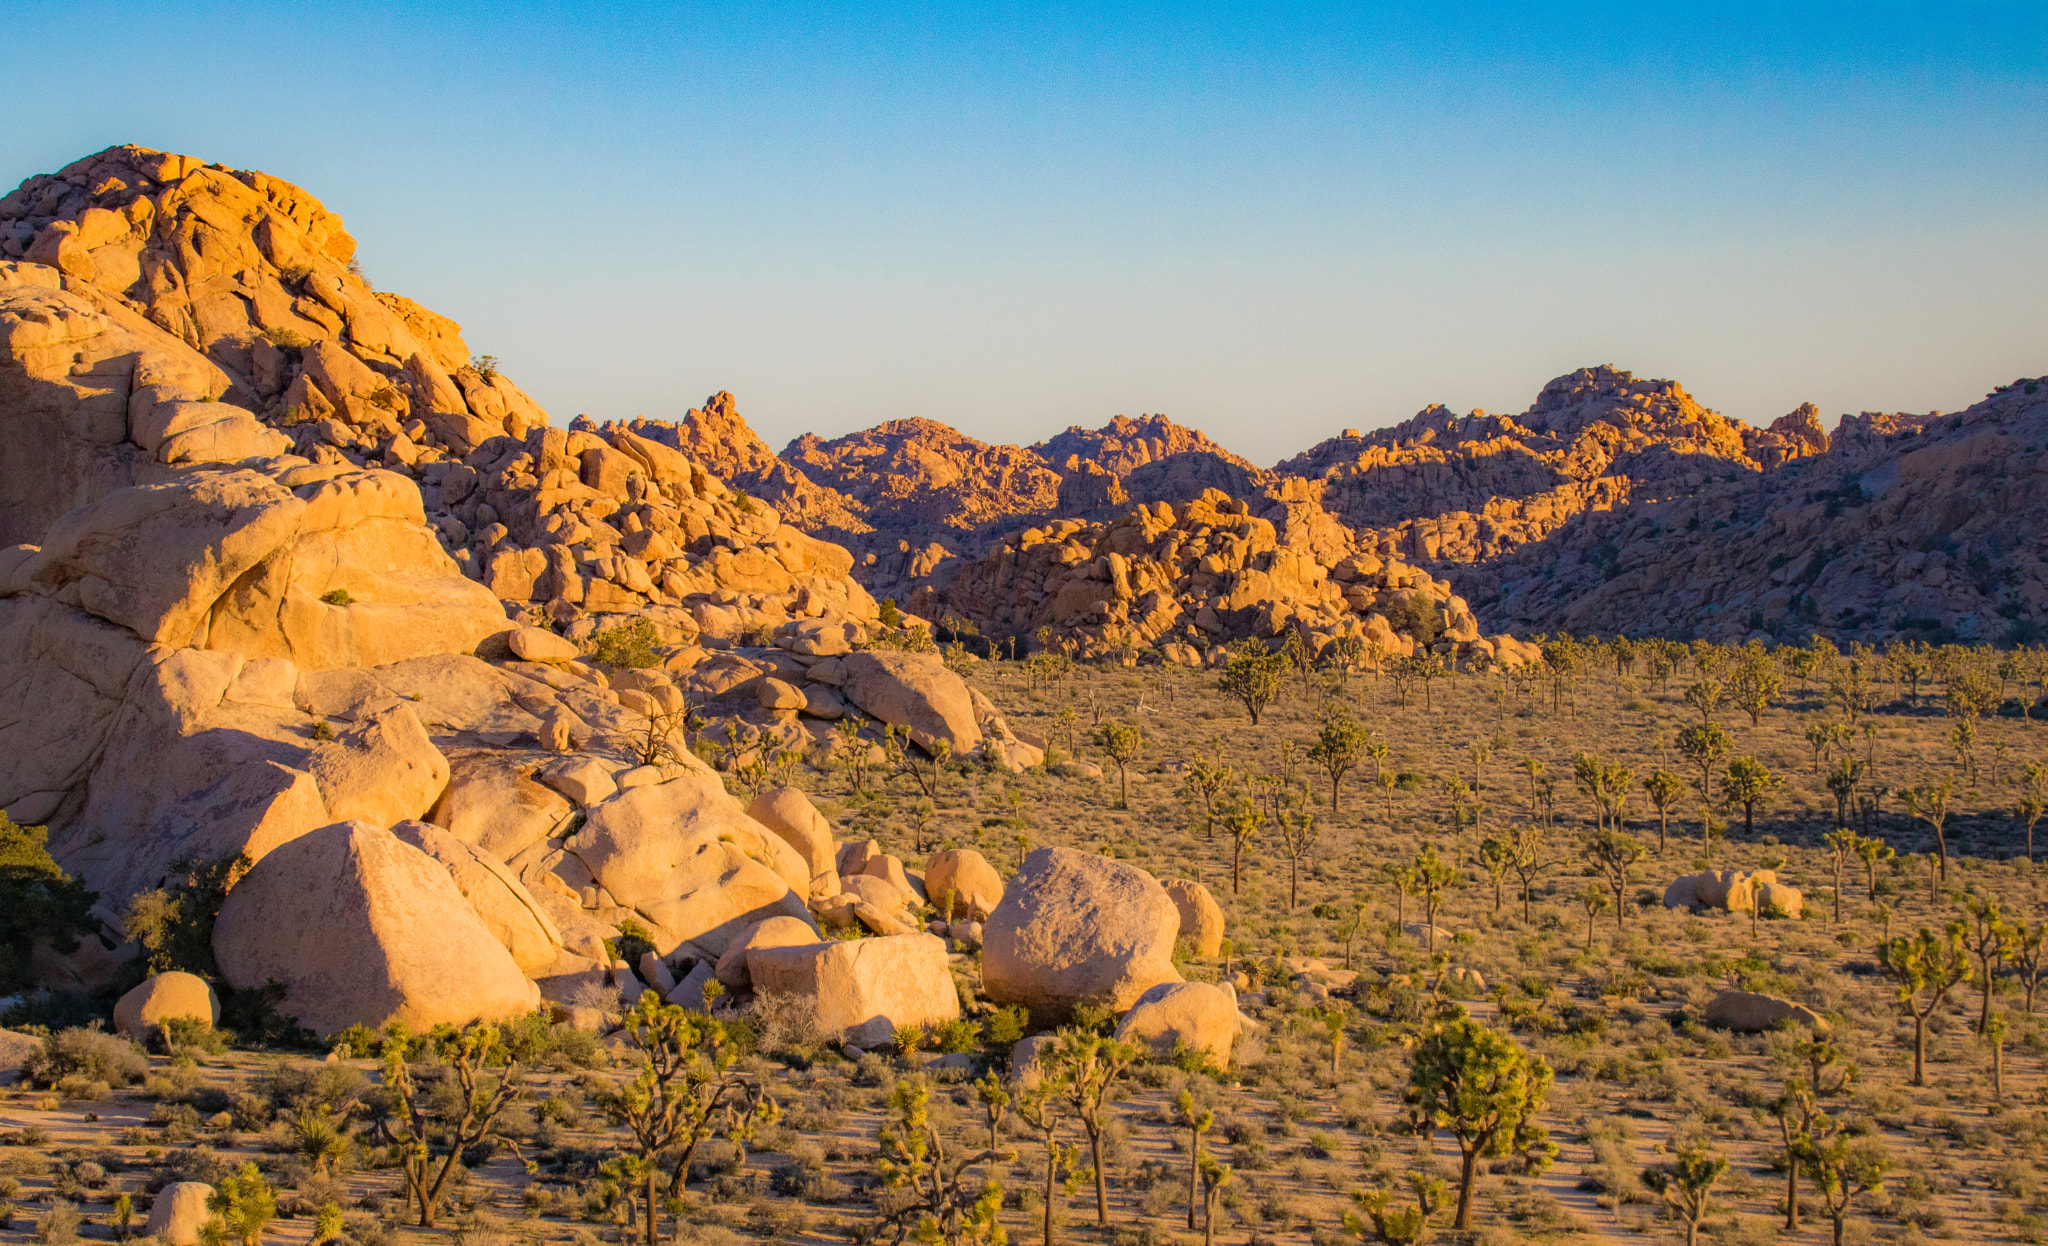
[6,2,2046,463]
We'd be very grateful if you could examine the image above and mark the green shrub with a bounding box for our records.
[588,618,659,670]
[24,1029,146,1089]
[121,852,247,980]
[158,1017,226,1056]
[927,1017,981,1054]
[498,1011,603,1069]
[318,588,353,606]
[0,815,99,995]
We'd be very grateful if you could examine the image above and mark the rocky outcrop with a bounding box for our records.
[212,820,539,1036]
[982,847,1183,1026]
[1470,378,2048,644]
[926,486,1485,662]
[1274,367,1766,569]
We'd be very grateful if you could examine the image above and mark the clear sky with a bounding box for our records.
[7,2,2047,464]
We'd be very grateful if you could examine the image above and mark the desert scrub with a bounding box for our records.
[24,1029,147,1089]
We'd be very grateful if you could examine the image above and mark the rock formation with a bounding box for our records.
[923,485,1511,664]
[1471,379,2048,643]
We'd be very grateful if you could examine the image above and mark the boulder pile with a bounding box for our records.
[927,486,1522,666]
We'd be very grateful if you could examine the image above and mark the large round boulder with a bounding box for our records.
[567,764,809,905]
[749,932,959,1048]
[1162,879,1225,957]
[925,848,1004,921]
[1114,981,1238,1070]
[838,651,983,754]
[1703,989,1828,1033]
[305,703,449,828]
[146,1182,214,1246]
[213,820,540,1036]
[982,846,1182,1025]
[112,971,219,1041]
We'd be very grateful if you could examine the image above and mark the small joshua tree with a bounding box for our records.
[1343,1173,1448,1246]
[873,1076,1007,1246]
[1877,924,1973,1085]
[1641,1142,1728,1246]
[1722,756,1778,838]
[1048,1029,1139,1227]
[1584,827,1646,931]
[1093,719,1142,809]
[374,1023,526,1228]
[1677,721,1733,828]
[1904,776,1955,880]
[1174,1090,1213,1232]
[1642,770,1685,851]
[1310,711,1372,813]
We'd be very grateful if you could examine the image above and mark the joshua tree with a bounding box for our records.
[1643,770,1685,850]
[1822,829,1862,926]
[1506,824,1547,924]
[1049,1029,1138,1227]
[1855,833,1894,903]
[1800,1132,1890,1246]
[1309,711,1372,813]
[1404,1018,1555,1231]
[1013,1078,1080,1246]
[1477,834,1514,914]
[1904,777,1956,880]
[873,1076,1007,1246]
[1343,1173,1448,1246]
[2019,760,2047,861]
[1410,846,1458,955]
[1584,827,1647,931]
[1181,747,1235,840]
[1196,1153,1233,1246]
[374,1023,526,1228]
[1225,793,1265,897]
[1577,885,1609,950]
[1722,757,1779,837]
[1276,795,1321,910]
[1676,721,1733,818]
[1683,679,1724,723]
[1641,1142,1728,1246]
[1960,895,2013,1034]
[1729,657,1783,727]
[1877,924,1974,1085]
[1320,1002,1352,1075]
[1217,646,1285,725]
[2010,920,2046,1013]
[1173,1090,1213,1232]
[203,1163,277,1246]
[1825,757,1865,830]
[592,995,775,1245]
[1094,720,1142,809]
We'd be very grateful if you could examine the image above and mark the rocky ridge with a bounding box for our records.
[1273,365,1830,568]
[1467,379,2048,642]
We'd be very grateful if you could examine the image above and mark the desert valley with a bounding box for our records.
[0,144,2046,1246]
